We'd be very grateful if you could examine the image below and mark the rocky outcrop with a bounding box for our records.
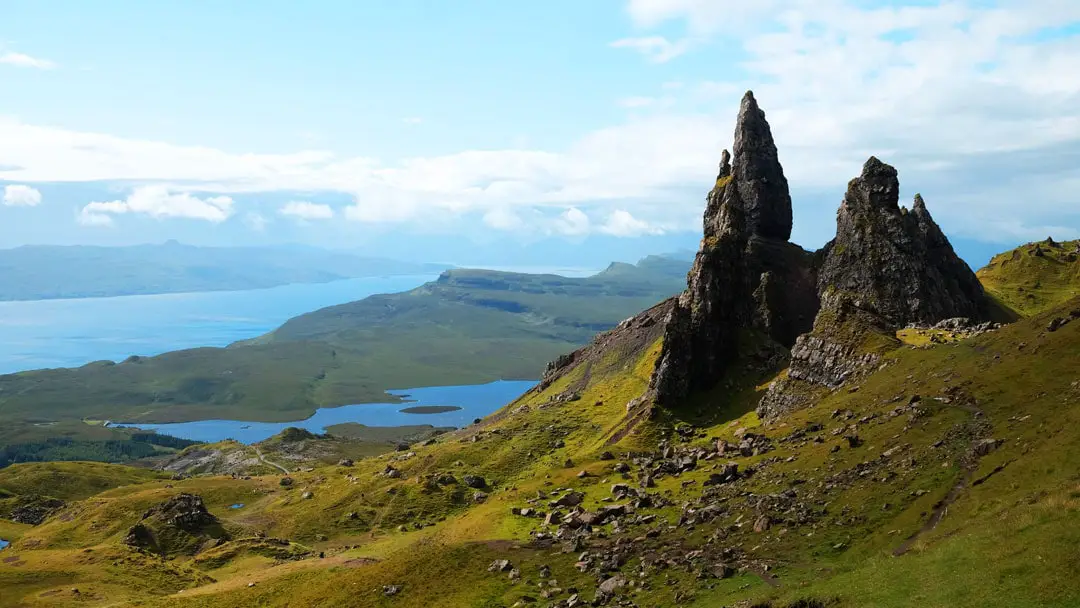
[651,91,818,405]
[817,158,990,327]
[646,92,991,419]
[757,158,992,420]
[8,497,65,525]
[124,493,228,556]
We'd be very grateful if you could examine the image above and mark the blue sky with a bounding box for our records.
[2,0,1079,267]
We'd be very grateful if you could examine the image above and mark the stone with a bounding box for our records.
[337,459,354,467]
[488,559,514,573]
[552,491,585,508]
[753,515,772,533]
[383,584,401,597]
[279,477,294,487]
[973,438,1003,457]
[598,575,628,595]
[462,475,486,489]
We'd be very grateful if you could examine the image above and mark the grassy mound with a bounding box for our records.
[977,238,1080,316]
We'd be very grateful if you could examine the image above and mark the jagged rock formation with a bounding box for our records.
[817,158,989,326]
[650,91,818,405]
[650,93,991,418]
[124,493,228,556]
[757,158,992,419]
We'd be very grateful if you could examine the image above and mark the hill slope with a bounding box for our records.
[977,238,1080,316]
[0,296,1077,607]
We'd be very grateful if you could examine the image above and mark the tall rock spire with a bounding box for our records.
[650,91,816,405]
[732,91,793,240]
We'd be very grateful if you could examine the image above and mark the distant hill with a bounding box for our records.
[0,241,451,301]
[0,255,690,447]
[977,238,1080,316]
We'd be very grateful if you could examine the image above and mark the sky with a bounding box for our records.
[1,0,1079,267]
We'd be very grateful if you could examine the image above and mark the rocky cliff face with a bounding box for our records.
[650,92,818,406]
[757,157,992,419]
[816,157,989,327]
[651,93,991,418]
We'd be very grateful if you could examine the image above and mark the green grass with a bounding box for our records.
[977,239,1080,316]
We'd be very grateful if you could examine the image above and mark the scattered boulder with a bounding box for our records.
[753,515,772,533]
[598,574,628,596]
[488,559,514,572]
[463,475,486,489]
[973,438,1003,457]
[551,491,585,508]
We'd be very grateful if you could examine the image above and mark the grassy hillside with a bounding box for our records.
[2,291,1079,606]
[0,258,687,448]
[977,238,1080,316]
[0,241,449,301]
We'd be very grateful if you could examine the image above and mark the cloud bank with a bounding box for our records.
[1,1,1078,244]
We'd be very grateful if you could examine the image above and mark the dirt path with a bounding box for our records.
[253,446,290,475]
[893,398,988,557]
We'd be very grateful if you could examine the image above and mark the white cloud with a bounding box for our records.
[600,209,666,236]
[610,36,692,63]
[78,186,234,226]
[550,207,591,236]
[76,208,115,227]
[2,184,42,206]
[279,201,334,220]
[4,0,1080,244]
[402,117,423,125]
[0,52,56,69]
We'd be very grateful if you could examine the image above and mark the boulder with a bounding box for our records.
[462,475,486,489]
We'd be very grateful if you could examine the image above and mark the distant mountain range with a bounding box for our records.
[0,241,452,301]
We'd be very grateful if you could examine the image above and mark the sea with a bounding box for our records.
[0,275,437,374]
